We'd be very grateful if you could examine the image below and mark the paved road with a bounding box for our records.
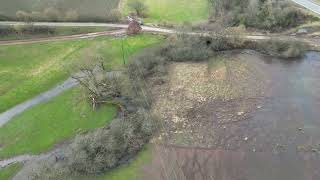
[291,0,320,14]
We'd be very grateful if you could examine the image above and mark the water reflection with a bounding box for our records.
[144,146,320,180]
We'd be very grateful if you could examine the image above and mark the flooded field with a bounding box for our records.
[147,50,320,180]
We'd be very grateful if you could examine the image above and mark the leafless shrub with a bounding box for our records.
[72,61,127,110]
[253,39,307,58]
[128,0,148,17]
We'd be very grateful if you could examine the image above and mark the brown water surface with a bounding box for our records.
[146,51,320,180]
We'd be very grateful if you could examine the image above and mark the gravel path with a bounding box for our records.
[0,29,126,46]
[0,77,78,127]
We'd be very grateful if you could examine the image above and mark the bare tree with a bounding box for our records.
[72,61,124,111]
[128,0,147,17]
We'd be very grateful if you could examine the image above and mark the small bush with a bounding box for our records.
[127,46,166,79]
[128,0,148,17]
[161,35,214,62]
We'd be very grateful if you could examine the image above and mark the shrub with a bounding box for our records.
[127,46,167,80]
[15,109,158,179]
[66,109,157,175]
[161,34,214,62]
[254,39,307,58]
[209,0,312,31]
[128,0,148,17]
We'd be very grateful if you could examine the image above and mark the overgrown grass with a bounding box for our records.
[123,0,209,24]
[0,163,22,180]
[73,145,152,180]
[0,25,117,41]
[0,88,117,159]
[0,34,163,113]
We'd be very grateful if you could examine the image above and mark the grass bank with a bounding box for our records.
[0,34,163,113]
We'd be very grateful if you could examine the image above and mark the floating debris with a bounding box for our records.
[312,148,318,153]
[237,111,244,116]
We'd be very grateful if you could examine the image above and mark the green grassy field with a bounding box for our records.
[0,163,22,180]
[0,34,163,113]
[123,0,209,24]
[0,88,117,158]
[75,146,152,180]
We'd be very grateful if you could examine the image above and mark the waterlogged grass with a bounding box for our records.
[0,163,22,180]
[0,34,163,113]
[123,0,209,24]
[0,88,117,159]
[75,146,152,180]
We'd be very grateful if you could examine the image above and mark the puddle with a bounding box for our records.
[148,50,320,180]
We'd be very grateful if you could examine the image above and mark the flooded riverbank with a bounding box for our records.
[148,50,320,180]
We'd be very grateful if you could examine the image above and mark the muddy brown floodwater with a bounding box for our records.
[144,50,320,180]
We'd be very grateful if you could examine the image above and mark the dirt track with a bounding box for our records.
[0,29,126,46]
